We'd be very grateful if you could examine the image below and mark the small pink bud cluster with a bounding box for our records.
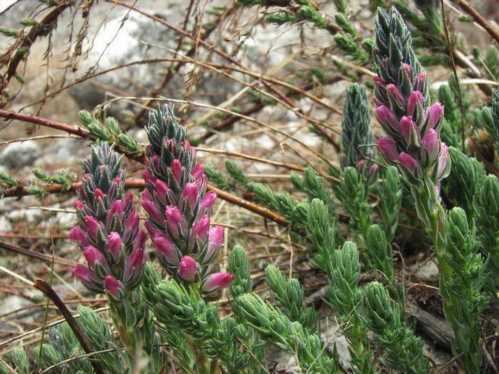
[374,64,451,185]
[70,145,147,299]
[143,107,233,293]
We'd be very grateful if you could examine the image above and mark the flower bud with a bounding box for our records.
[104,275,124,299]
[165,206,183,234]
[206,226,224,262]
[143,169,155,185]
[375,105,398,130]
[73,264,94,283]
[154,178,169,198]
[68,226,86,243]
[153,235,179,265]
[386,84,404,107]
[125,211,139,232]
[202,272,234,293]
[125,248,146,277]
[84,216,101,238]
[193,215,210,239]
[356,159,366,171]
[436,143,451,180]
[74,200,84,210]
[402,63,412,78]
[200,192,217,211]
[94,188,105,200]
[192,164,205,179]
[135,230,147,251]
[109,199,124,216]
[107,232,122,259]
[407,90,424,117]
[182,182,199,208]
[399,152,420,174]
[142,191,162,222]
[421,129,440,163]
[377,137,399,162]
[414,72,427,92]
[368,163,379,177]
[373,76,385,89]
[426,103,444,129]
[399,116,417,144]
[83,245,105,267]
[178,256,199,282]
[172,159,182,182]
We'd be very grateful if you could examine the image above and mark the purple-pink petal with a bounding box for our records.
[377,137,399,162]
[178,256,198,282]
[202,272,234,293]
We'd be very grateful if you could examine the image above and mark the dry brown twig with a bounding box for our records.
[452,0,499,45]
[0,109,288,226]
[0,2,73,105]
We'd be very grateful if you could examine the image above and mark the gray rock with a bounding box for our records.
[35,138,85,167]
[7,208,43,224]
[0,216,12,233]
[0,141,41,169]
[413,260,439,282]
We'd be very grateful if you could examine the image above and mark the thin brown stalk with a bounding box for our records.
[453,0,499,44]
[33,280,105,374]
[0,109,289,225]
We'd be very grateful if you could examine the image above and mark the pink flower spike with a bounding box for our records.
[84,216,100,238]
[202,272,234,293]
[421,129,440,162]
[375,105,398,130]
[73,264,93,283]
[193,215,210,239]
[200,192,217,211]
[377,137,399,162]
[68,226,85,243]
[104,275,123,299]
[399,152,421,173]
[153,235,179,265]
[107,232,122,258]
[427,103,444,129]
[83,246,105,267]
[172,159,182,182]
[182,183,199,207]
[178,256,199,282]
